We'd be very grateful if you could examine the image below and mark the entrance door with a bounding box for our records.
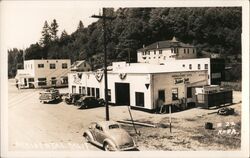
[115,83,130,105]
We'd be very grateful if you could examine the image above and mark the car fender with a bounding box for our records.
[83,130,94,142]
[103,138,117,150]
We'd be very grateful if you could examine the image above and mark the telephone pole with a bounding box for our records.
[91,8,115,121]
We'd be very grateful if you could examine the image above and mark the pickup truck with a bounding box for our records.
[39,88,61,103]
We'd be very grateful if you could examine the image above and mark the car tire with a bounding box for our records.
[103,142,116,151]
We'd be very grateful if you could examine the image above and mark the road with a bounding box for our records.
[8,80,103,151]
[8,79,242,151]
[8,79,154,151]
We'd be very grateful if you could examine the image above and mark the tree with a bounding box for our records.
[77,20,84,31]
[39,20,51,47]
[50,19,59,41]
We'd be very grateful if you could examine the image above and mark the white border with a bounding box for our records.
[1,0,249,158]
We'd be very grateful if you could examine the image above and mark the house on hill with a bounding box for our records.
[137,37,197,64]
[71,60,92,72]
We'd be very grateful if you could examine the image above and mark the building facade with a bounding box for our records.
[137,37,197,64]
[15,59,71,88]
[71,60,92,72]
[68,61,209,111]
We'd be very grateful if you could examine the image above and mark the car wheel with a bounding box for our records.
[104,142,116,151]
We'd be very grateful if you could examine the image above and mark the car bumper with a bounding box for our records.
[118,145,138,151]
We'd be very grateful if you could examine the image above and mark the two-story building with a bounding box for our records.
[15,59,71,88]
[137,37,225,85]
[137,37,197,64]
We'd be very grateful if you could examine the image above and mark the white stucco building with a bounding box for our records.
[137,37,197,64]
[15,59,71,88]
[68,60,210,111]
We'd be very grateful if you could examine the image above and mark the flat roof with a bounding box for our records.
[24,59,70,61]
[112,63,207,74]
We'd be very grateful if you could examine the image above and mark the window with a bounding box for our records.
[50,63,56,69]
[79,86,82,94]
[87,87,91,96]
[198,64,201,70]
[171,48,174,53]
[51,77,56,85]
[189,64,192,70]
[172,88,178,101]
[84,63,86,67]
[154,50,156,55]
[38,64,44,68]
[158,90,165,102]
[135,92,144,107]
[184,49,186,54]
[159,50,162,54]
[38,78,47,86]
[193,49,195,53]
[108,89,111,101]
[96,88,100,98]
[72,86,76,93]
[205,64,208,69]
[28,78,34,82]
[95,124,103,131]
[187,49,189,54]
[164,56,166,60]
[187,87,192,98]
[182,64,185,67]
[109,124,120,129]
[61,76,68,84]
[82,87,86,96]
[62,63,67,69]
[91,88,95,97]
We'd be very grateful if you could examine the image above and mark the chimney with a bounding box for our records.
[156,42,159,48]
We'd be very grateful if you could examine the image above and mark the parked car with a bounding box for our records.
[83,121,137,151]
[39,88,61,103]
[64,93,84,105]
[217,107,235,116]
[74,96,101,109]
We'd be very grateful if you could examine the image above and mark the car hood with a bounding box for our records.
[108,129,134,146]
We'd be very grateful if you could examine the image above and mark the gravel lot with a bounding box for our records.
[8,79,241,151]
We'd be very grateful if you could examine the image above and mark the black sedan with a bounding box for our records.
[74,96,103,109]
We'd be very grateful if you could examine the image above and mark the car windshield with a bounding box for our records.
[108,124,120,129]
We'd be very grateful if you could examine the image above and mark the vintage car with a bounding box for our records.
[39,88,61,103]
[75,96,104,109]
[83,121,137,151]
[64,93,84,105]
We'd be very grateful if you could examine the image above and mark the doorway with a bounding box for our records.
[115,83,130,105]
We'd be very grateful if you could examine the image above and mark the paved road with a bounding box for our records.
[8,80,102,151]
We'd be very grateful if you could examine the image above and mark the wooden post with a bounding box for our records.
[169,104,172,133]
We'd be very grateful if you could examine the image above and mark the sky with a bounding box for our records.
[0,0,247,52]
[0,1,102,50]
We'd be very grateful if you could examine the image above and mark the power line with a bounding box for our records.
[91,8,115,121]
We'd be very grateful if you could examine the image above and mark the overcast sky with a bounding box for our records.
[0,0,246,52]
[0,1,103,50]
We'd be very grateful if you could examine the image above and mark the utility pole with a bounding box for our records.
[91,8,115,121]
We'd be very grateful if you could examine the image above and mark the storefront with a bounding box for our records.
[68,62,210,111]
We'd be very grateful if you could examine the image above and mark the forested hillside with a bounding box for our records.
[8,7,242,78]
